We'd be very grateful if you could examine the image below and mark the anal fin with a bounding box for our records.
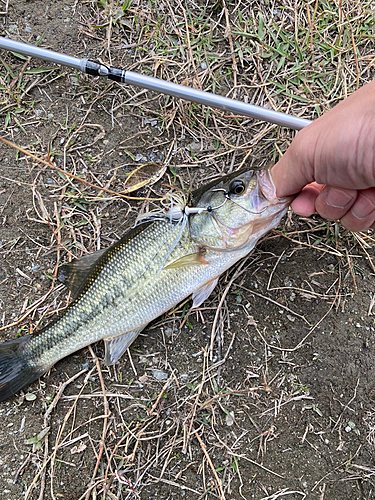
[192,277,219,308]
[104,329,143,366]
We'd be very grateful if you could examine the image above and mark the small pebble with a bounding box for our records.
[226,411,235,426]
[135,154,147,162]
[152,369,168,381]
[164,327,173,339]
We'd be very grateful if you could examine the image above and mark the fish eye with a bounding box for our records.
[229,179,245,195]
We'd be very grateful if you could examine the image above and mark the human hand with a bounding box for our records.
[271,80,375,231]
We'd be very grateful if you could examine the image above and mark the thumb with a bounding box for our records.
[271,125,317,198]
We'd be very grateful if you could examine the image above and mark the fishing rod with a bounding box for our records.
[0,37,312,130]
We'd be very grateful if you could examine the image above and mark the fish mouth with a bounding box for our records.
[205,172,291,251]
[255,167,293,206]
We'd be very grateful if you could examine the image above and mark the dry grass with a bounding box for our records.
[1,0,375,499]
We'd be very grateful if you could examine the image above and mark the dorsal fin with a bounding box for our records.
[58,249,107,297]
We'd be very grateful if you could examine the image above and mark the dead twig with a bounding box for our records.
[0,137,162,202]
[85,346,110,500]
[194,429,226,500]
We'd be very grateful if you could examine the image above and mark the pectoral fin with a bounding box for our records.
[192,277,219,308]
[164,251,208,270]
[58,249,107,296]
[104,329,143,366]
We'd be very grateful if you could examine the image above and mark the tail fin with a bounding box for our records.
[0,336,43,402]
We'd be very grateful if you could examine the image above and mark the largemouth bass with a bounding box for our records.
[0,166,290,402]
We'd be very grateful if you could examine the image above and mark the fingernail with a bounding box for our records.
[351,194,375,219]
[325,187,353,209]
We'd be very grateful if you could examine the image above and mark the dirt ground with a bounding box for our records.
[1,1,375,499]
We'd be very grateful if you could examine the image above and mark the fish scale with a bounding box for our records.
[0,166,291,401]
[27,220,195,369]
